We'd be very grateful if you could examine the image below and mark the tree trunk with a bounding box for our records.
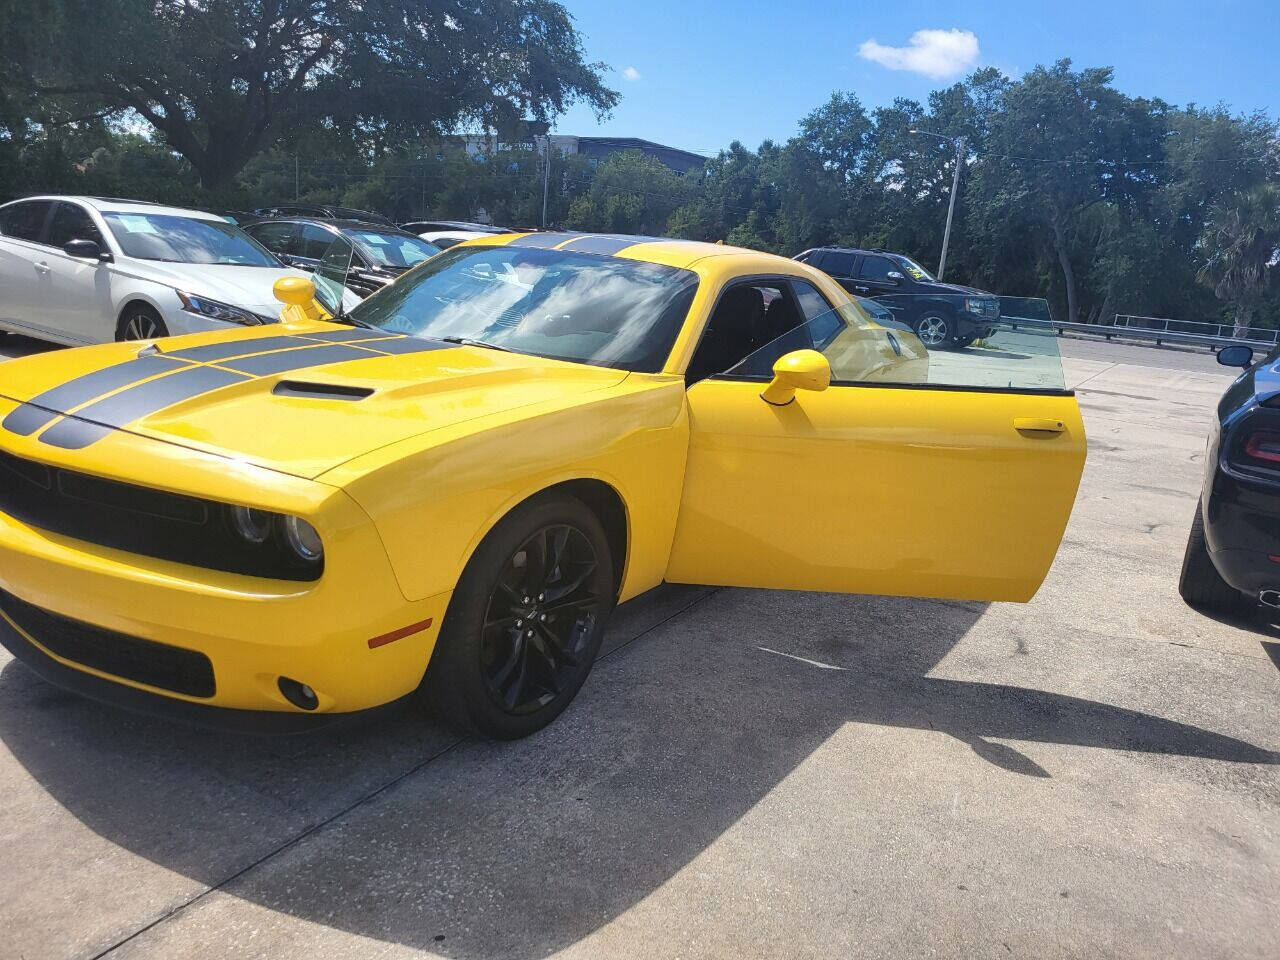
[1234,304,1254,340]
[1049,213,1079,326]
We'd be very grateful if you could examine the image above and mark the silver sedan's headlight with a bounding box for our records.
[177,291,272,326]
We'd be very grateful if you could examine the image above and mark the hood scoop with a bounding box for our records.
[272,380,375,401]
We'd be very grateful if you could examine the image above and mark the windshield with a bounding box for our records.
[103,213,279,266]
[347,245,699,372]
[349,230,441,269]
[888,254,934,282]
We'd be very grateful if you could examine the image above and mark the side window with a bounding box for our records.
[297,224,335,260]
[790,280,843,348]
[249,222,295,256]
[0,200,54,243]
[822,251,855,278]
[46,202,105,249]
[688,280,795,383]
[859,255,896,282]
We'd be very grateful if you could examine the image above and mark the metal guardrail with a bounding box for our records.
[1002,315,1277,351]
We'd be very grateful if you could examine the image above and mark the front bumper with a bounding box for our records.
[0,594,412,733]
[0,421,450,723]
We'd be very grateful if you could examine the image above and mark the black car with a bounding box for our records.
[1180,343,1280,615]
[242,217,441,298]
[251,203,397,228]
[795,246,1001,349]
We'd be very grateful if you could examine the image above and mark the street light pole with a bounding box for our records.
[937,137,965,281]
[541,135,551,228]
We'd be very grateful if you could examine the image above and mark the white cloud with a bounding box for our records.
[858,29,980,80]
[621,65,642,82]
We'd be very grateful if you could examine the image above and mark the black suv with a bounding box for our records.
[795,247,1000,349]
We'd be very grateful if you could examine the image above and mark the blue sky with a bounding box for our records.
[551,0,1277,155]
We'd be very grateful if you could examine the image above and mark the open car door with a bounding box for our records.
[665,291,1085,603]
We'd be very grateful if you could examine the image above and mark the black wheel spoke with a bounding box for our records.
[535,621,581,667]
[479,520,604,716]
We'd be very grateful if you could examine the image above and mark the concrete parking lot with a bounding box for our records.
[0,332,1276,959]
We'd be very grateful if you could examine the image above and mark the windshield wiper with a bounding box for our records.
[439,335,514,353]
[337,314,377,329]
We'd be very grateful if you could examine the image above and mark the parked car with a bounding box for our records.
[1180,343,1280,614]
[0,232,1084,739]
[795,246,1001,349]
[401,220,509,250]
[242,217,441,297]
[0,195,310,344]
[251,203,397,228]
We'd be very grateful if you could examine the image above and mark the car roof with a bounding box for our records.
[250,216,424,237]
[404,220,504,232]
[463,231,800,272]
[2,195,227,221]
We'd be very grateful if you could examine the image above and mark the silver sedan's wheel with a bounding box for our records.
[915,313,950,347]
[115,306,169,342]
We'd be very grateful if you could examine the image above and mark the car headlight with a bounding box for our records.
[177,291,272,326]
[964,297,983,313]
[225,505,324,569]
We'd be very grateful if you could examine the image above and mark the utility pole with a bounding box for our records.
[541,135,551,228]
[937,137,965,281]
[294,154,300,200]
[910,129,967,282]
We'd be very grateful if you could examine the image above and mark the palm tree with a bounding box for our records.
[1198,184,1280,338]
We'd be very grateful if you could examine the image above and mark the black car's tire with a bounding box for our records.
[115,304,170,341]
[913,312,953,349]
[1178,500,1243,613]
[420,492,616,739]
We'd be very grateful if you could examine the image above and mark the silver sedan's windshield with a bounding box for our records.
[347,245,699,372]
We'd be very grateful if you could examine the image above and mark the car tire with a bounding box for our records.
[1178,500,1243,613]
[914,312,953,349]
[420,492,616,739]
[115,304,170,342]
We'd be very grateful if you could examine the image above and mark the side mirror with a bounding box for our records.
[273,274,325,323]
[760,349,831,406]
[63,239,107,261]
[885,270,904,283]
[1218,345,1254,368]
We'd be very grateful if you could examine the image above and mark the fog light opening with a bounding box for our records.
[278,676,319,711]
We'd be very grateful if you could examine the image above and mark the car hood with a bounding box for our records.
[121,261,308,315]
[0,323,629,480]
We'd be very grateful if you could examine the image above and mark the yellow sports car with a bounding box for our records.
[0,234,1085,738]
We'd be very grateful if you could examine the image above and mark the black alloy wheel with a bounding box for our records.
[480,523,604,714]
[422,493,615,739]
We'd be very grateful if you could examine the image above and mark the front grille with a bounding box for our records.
[0,449,320,581]
[0,588,215,697]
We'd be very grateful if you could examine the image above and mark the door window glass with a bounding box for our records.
[297,223,336,260]
[859,256,897,282]
[688,280,804,383]
[249,221,295,256]
[821,251,855,277]
[719,293,1067,392]
[0,200,54,242]
[47,202,105,248]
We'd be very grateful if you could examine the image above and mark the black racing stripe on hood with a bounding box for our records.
[353,337,453,356]
[507,232,577,248]
[216,343,376,376]
[2,355,190,436]
[294,328,397,343]
[164,336,308,363]
[38,367,252,450]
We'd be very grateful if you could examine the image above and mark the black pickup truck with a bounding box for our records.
[795,246,1001,349]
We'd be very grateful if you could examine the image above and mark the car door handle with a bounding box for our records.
[33,261,50,274]
[1014,417,1066,434]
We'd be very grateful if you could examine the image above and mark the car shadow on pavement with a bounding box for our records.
[0,586,1275,958]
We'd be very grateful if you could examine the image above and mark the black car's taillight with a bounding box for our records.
[1243,430,1280,465]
